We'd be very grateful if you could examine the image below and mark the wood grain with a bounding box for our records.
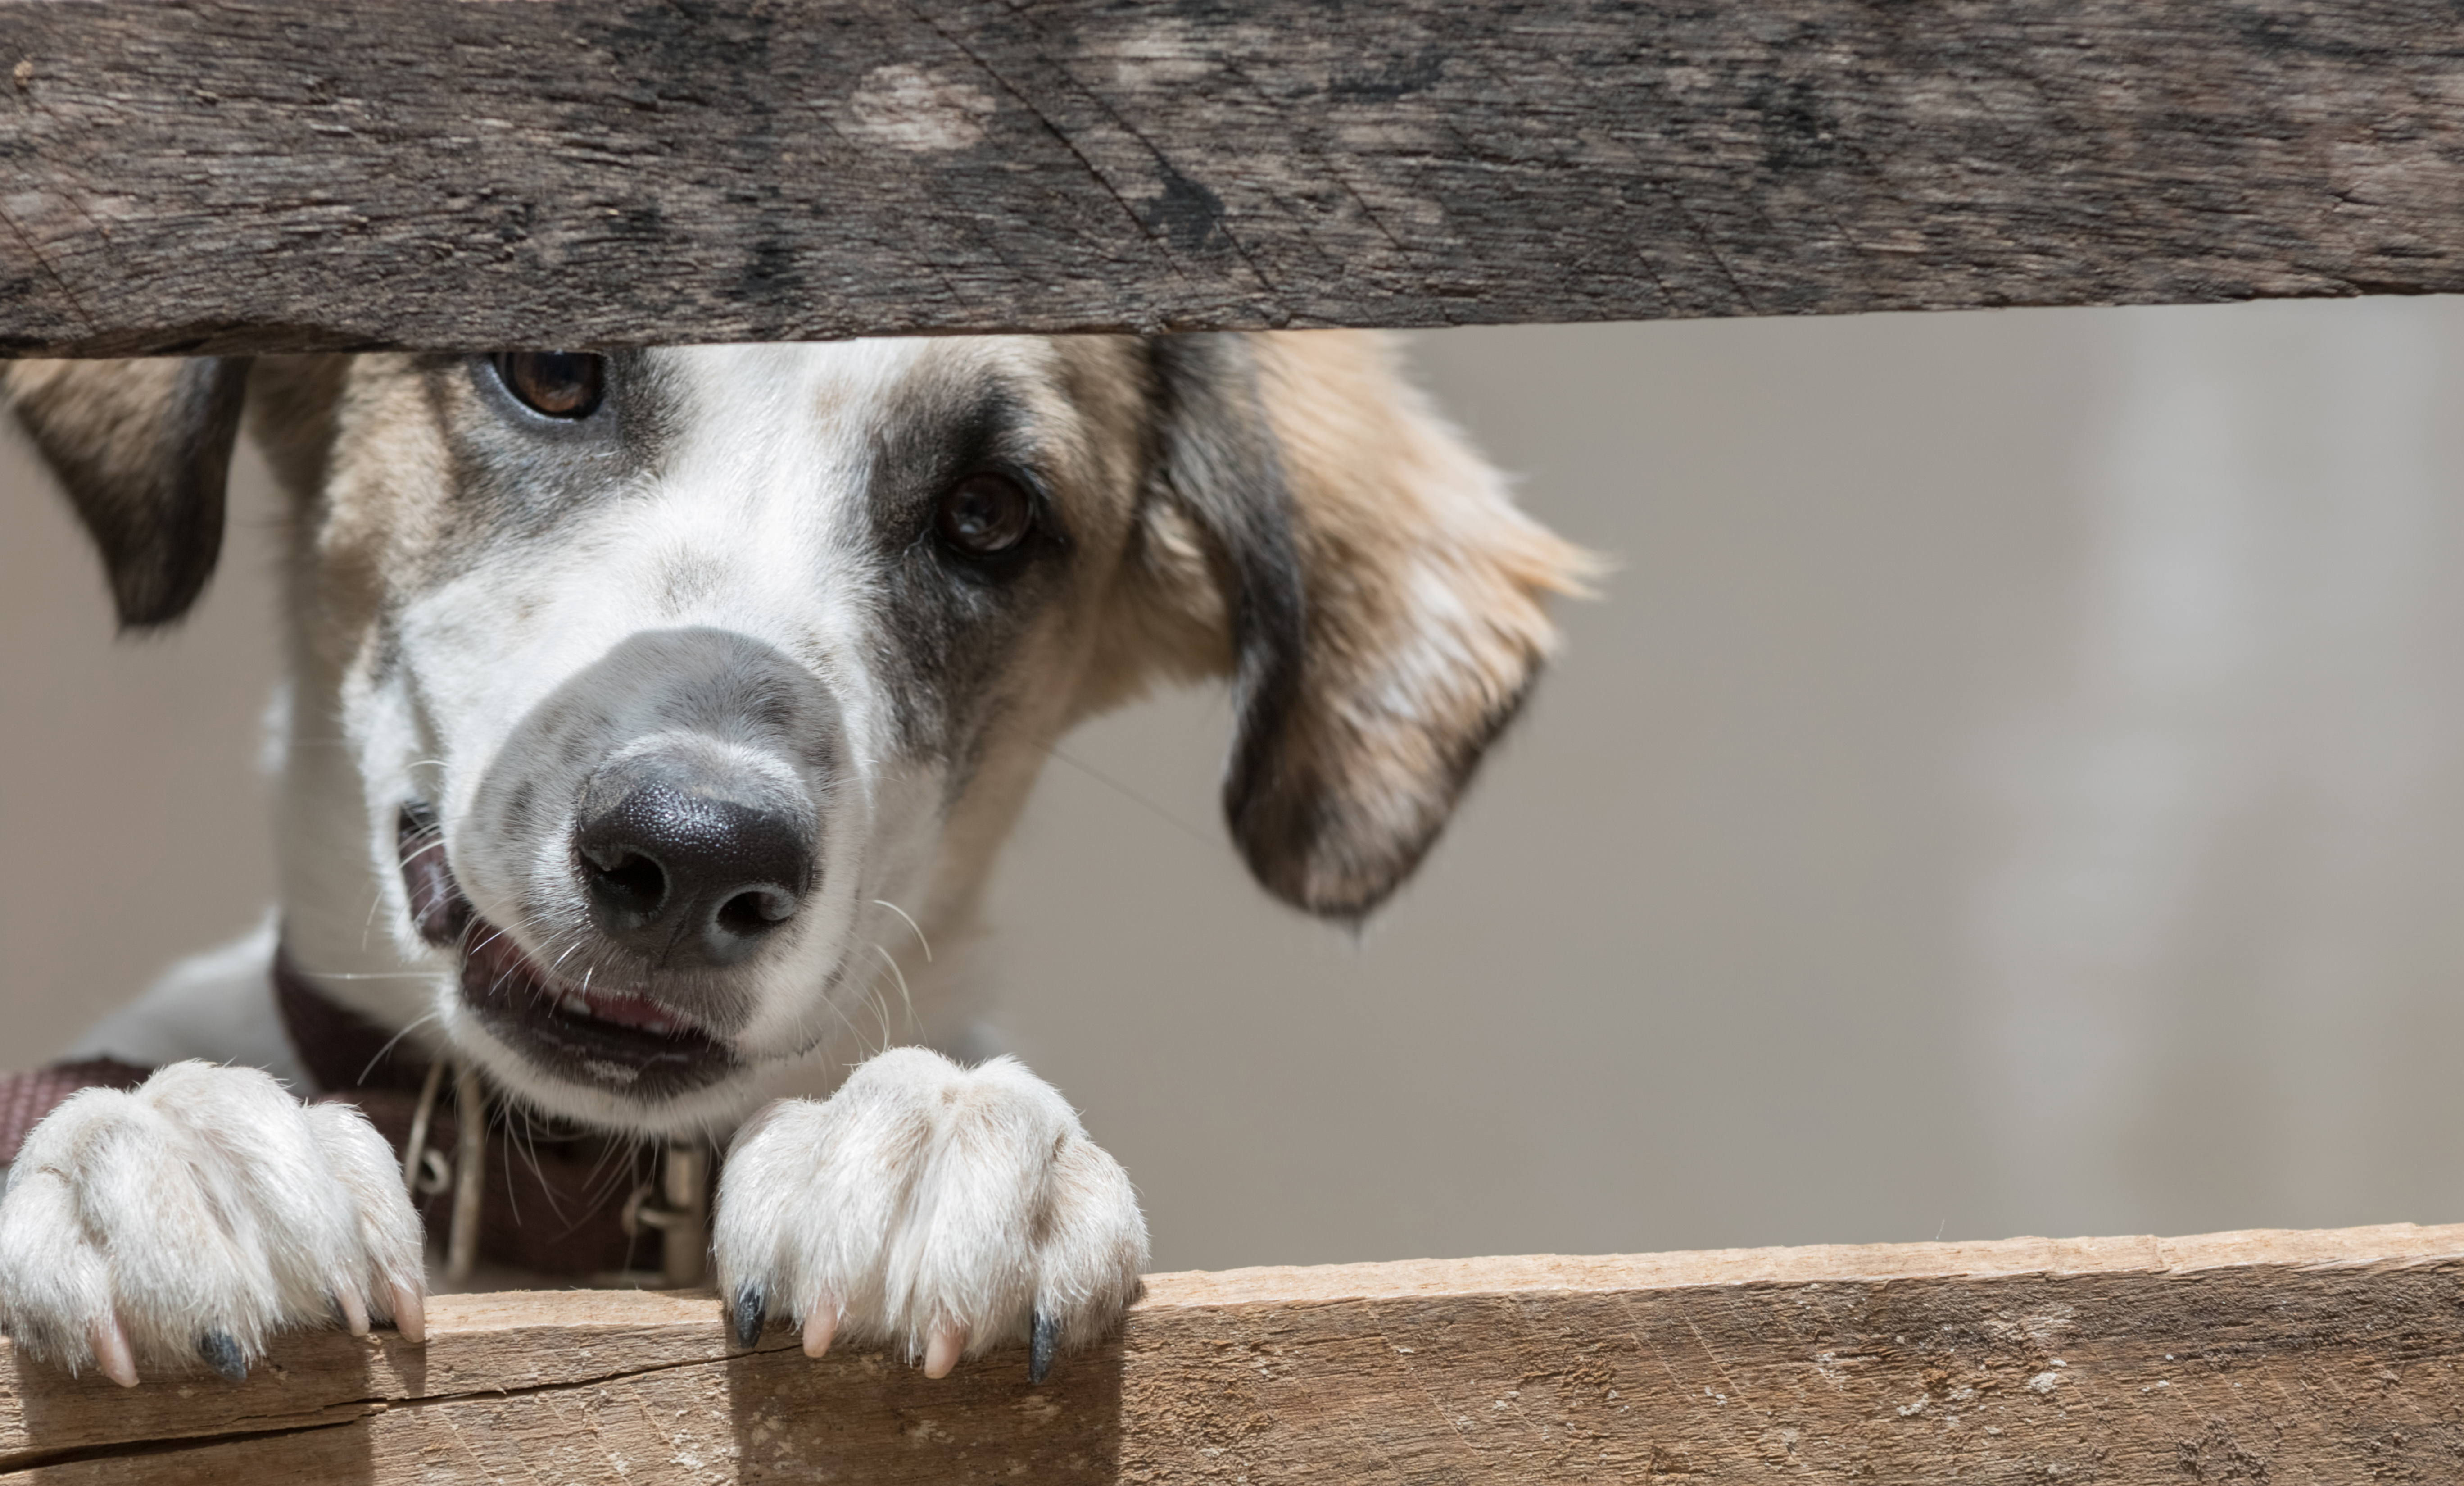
[6,1,2464,357]
[3,1222,2461,1481]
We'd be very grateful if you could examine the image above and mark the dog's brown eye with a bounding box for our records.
[493,351,604,419]
[935,473,1034,558]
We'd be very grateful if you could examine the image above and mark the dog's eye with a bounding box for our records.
[492,352,605,419]
[934,473,1034,559]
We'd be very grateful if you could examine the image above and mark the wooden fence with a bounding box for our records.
[3,1225,2460,1482]
[7,2,2464,1479]
[7,0,2464,357]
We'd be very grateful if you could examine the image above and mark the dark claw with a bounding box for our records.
[199,1330,246,1382]
[730,1282,766,1350]
[1028,1311,1060,1385]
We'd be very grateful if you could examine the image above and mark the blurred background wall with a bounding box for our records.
[9,297,2464,1274]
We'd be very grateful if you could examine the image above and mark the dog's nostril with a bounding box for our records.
[585,850,668,919]
[716,886,797,936]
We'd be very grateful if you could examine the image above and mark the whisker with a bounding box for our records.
[361,879,394,950]
[787,973,880,1067]
[862,968,897,1050]
[869,942,914,1021]
[1042,741,1216,848]
[481,1091,529,1229]
[358,1009,444,1085]
[494,1097,572,1231]
[580,1137,656,1227]
[871,900,933,963]
[780,953,882,1066]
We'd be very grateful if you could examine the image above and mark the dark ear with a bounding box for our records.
[5,357,251,627]
[1135,332,1599,920]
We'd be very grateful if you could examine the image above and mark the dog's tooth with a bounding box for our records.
[198,1329,247,1382]
[560,995,591,1018]
[1029,1311,1061,1385]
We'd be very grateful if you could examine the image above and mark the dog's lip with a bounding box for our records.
[458,918,738,1096]
[553,985,699,1037]
[461,924,710,1036]
[397,798,740,1097]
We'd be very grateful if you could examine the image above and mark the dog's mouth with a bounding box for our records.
[400,804,738,1100]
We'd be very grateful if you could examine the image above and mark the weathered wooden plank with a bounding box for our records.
[5,1,2464,357]
[3,1223,2461,1481]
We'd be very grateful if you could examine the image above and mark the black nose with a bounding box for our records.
[575,766,814,969]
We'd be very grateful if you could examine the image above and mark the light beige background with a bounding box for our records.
[9,299,2464,1273]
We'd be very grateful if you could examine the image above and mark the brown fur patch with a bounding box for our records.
[5,356,251,627]
[1101,330,1601,917]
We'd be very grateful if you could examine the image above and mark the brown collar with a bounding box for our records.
[271,947,436,1097]
[0,1058,152,1166]
[273,949,704,1281]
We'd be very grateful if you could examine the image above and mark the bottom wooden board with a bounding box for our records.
[1,1224,2459,1481]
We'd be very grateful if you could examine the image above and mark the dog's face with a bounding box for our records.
[10,334,1590,1135]
[321,339,1163,1131]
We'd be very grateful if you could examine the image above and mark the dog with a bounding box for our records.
[0,333,1589,1387]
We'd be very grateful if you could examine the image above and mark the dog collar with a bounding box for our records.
[0,1057,153,1166]
[272,948,709,1284]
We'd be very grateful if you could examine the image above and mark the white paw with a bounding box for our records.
[0,1061,426,1385]
[712,1048,1146,1382]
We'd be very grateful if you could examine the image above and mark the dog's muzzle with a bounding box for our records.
[396,789,803,1101]
[397,627,840,1102]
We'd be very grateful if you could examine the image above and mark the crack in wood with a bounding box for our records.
[0,1417,360,1477]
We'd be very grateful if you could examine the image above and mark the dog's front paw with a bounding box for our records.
[0,1061,426,1385]
[713,1048,1146,1382]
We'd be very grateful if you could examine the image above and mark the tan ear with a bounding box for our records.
[1123,331,1598,920]
[5,356,251,627]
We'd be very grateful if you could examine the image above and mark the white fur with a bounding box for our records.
[0,1063,424,1381]
[321,345,981,1114]
[713,1049,1146,1368]
[5,342,1149,1382]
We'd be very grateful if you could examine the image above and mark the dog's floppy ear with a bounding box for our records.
[5,357,251,628]
[1131,331,1598,919]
